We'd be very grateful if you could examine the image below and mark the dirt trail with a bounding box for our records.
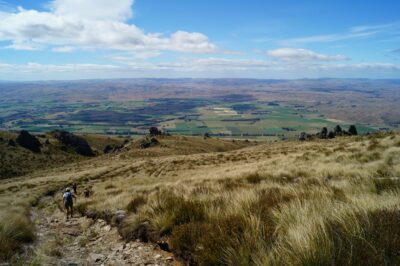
[28,196,178,266]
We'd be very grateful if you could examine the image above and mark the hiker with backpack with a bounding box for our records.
[72,182,78,194]
[63,188,77,219]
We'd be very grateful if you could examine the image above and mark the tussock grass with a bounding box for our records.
[2,132,400,264]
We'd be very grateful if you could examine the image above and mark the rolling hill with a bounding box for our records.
[0,131,399,265]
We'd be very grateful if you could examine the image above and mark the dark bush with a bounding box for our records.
[119,220,159,243]
[149,127,161,135]
[373,178,400,194]
[328,131,336,139]
[171,199,206,226]
[348,125,358,136]
[75,202,89,216]
[171,223,205,263]
[245,173,263,184]
[7,139,16,147]
[171,215,249,266]
[299,132,307,141]
[334,125,343,135]
[126,195,147,213]
[326,209,400,266]
[319,127,328,139]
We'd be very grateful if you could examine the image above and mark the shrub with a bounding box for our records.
[218,178,244,190]
[171,215,250,266]
[0,212,35,260]
[327,209,400,265]
[373,178,400,194]
[171,198,206,226]
[126,195,147,213]
[348,125,358,136]
[171,223,205,263]
[119,217,159,243]
[75,202,90,216]
[245,173,262,184]
[376,163,393,178]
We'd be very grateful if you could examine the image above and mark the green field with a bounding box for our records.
[0,98,380,139]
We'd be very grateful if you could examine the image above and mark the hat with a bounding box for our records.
[65,188,71,192]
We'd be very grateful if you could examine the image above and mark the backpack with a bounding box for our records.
[63,192,73,204]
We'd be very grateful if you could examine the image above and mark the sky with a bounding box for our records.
[0,0,399,80]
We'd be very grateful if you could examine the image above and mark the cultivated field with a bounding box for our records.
[1,79,398,138]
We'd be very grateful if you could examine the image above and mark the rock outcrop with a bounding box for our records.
[104,144,124,154]
[53,130,94,156]
[16,130,41,153]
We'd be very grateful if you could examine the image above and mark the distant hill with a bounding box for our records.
[0,131,128,179]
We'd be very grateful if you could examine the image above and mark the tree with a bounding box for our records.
[320,127,328,139]
[299,132,307,141]
[328,131,336,139]
[348,125,358,135]
[334,125,342,135]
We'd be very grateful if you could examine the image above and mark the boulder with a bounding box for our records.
[53,130,94,156]
[114,210,126,224]
[16,130,41,153]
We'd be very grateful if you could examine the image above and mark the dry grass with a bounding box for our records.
[1,132,400,264]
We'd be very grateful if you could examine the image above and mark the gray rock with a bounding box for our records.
[114,210,126,224]
[88,253,105,263]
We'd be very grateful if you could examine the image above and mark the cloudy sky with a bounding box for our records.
[0,0,399,80]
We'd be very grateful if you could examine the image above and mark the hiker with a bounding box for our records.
[72,182,77,194]
[84,187,90,198]
[63,188,77,219]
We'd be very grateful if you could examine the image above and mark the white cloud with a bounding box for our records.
[0,0,218,54]
[5,41,41,51]
[0,60,399,80]
[0,62,120,73]
[50,0,133,21]
[52,46,75,52]
[282,22,400,45]
[267,48,349,61]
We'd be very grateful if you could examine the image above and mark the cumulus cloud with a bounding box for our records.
[267,48,349,61]
[0,0,218,54]
[50,0,133,21]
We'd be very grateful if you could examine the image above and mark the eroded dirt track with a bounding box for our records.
[28,196,177,266]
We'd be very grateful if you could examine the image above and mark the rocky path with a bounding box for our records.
[28,196,178,266]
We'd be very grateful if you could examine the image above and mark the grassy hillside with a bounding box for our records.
[0,131,85,179]
[1,132,400,265]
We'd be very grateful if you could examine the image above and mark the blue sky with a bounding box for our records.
[0,0,399,80]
